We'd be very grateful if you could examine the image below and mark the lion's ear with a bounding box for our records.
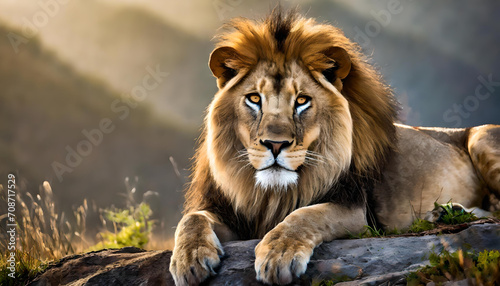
[321,47,351,83]
[209,46,240,89]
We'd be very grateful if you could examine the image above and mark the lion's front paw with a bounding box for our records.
[169,231,224,286]
[254,234,314,285]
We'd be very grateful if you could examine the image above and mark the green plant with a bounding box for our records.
[492,210,500,220]
[88,177,156,251]
[364,225,385,237]
[89,202,153,250]
[408,218,435,233]
[407,249,500,285]
[434,201,478,225]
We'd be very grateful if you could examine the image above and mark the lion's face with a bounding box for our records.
[236,61,321,189]
[207,58,353,192]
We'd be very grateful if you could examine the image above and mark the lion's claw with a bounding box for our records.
[254,236,312,285]
[170,232,224,286]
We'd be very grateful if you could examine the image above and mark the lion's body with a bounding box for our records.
[374,124,499,230]
[169,8,500,285]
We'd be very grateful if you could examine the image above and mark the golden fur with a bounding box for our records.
[184,8,397,237]
[170,8,500,286]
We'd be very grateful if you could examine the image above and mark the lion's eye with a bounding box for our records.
[248,94,261,104]
[245,93,262,113]
[296,96,309,105]
[295,95,311,115]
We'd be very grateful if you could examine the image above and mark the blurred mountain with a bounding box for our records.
[0,0,217,126]
[0,22,194,234]
[42,1,216,125]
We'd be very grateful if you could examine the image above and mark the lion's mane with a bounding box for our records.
[184,8,398,238]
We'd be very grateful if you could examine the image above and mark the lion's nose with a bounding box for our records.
[260,140,293,158]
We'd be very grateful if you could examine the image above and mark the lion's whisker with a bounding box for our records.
[305,155,326,164]
[305,151,325,159]
[235,150,249,157]
[304,155,324,161]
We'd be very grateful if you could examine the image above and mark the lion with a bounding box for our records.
[169,8,500,285]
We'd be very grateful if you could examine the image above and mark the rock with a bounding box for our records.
[28,247,174,286]
[29,224,500,286]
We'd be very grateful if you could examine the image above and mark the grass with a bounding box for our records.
[353,201,483,239]
[407,249,500,285]
[434,201,478,224]
[494,210,500,219]
[0,250,48,286]
[0,179,168,285]
[407,218,436,233]
[0,181,89,285]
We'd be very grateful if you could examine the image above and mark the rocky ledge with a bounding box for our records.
[29,222,500,285]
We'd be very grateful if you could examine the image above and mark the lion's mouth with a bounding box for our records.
[259,162,294,172]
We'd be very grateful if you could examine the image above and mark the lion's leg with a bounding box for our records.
[468,125,500,198]
[169,211,225,286]
[254,203,366,285]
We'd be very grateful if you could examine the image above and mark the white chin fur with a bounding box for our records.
[255,168,298,190]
